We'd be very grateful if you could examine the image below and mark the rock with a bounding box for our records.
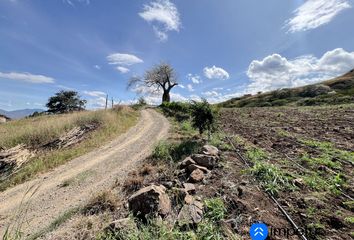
[191,154,218,169]
[177,201,204,225]
[172,187,188,203]
[201,145,219,156]
[187,164,210,174]
[128,185,171,218]
[106,218,136,233]
[189,169,204,183]
[179,157,196,169]
[293,178,304,188]
[183,183,196,194]
[184,194,194,204]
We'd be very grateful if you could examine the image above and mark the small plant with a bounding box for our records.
[344,216,354,224]
[343,201,354,211]
[209,132,232,151]
[132,97,147,110]
[180,121,194,134]
[245,147,268,162]
[152,140,202,163]
[152,141,173,161]
[204,198,226,222]
[249,161,294,195]
[137,97,147,106]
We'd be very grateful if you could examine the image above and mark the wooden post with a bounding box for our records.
[111,97,114,108]
[105,94,108,110]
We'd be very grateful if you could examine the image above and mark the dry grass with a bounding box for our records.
[0,108,133,149]
[82,191,120,216]
[0,108,139,191]
[139,163,154,176]
[122,171,144,193]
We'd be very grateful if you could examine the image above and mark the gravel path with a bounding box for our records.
[0,109,170,238]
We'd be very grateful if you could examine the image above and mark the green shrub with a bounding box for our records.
[271,89,293,99]
[299,84,331,98]
[190,99,217,135]
[160,102,191,121]
[271,99,288,106]
[132,97,147,110]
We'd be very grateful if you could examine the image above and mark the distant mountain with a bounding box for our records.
[219,69,354,108]
[0,109,45,119]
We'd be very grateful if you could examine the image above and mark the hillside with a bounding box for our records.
[0,107,139,191]
[0,108,44,119]
[220,69,354,108]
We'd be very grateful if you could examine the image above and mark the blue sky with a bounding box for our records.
[1,0,354,110]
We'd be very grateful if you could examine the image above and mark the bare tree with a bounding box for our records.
[128,63,178,103]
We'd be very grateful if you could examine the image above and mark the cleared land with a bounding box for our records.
[0,109,170,238]
[219,105,354,239]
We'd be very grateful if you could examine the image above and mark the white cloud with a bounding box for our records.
[203,66,230,80]
[83,90,106,97]
[286,0,351,33]
[0,71,55,84]
[139,0,181,41]
[178,84,185,89]
[63,0,90,6]
[107,53,143,66]
[247,48,354,93]
[94,65,101,70]
[213,87,223,91]
[83,91,107,109]
[187,84,194,92]
[116,66,130,74]
[187,73,202,84]
[189,94,202,102]
[56,84,74,90]
[171,93,188,102]
[202,91,220,97]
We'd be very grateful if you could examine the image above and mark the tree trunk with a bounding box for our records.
[162,90,170,103]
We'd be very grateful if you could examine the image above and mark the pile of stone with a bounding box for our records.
[112,145,220,231]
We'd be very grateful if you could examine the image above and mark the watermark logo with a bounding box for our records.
[250,222,268,240]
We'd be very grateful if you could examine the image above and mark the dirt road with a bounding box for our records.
[0,109,169,238]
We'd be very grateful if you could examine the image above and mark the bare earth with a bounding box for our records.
[0,109,170,238]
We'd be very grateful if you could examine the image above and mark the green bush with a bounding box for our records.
[271,99,288,106]
[299,84,331,98]
[160,102,192,121]
[271,89,293,99]
[132,97,147,110]
[190,99,217,135]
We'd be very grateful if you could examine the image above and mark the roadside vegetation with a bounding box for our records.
[36,99,239,240]
[0,107,139,191]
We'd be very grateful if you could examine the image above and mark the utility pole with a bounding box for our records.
[111,97,114,108]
